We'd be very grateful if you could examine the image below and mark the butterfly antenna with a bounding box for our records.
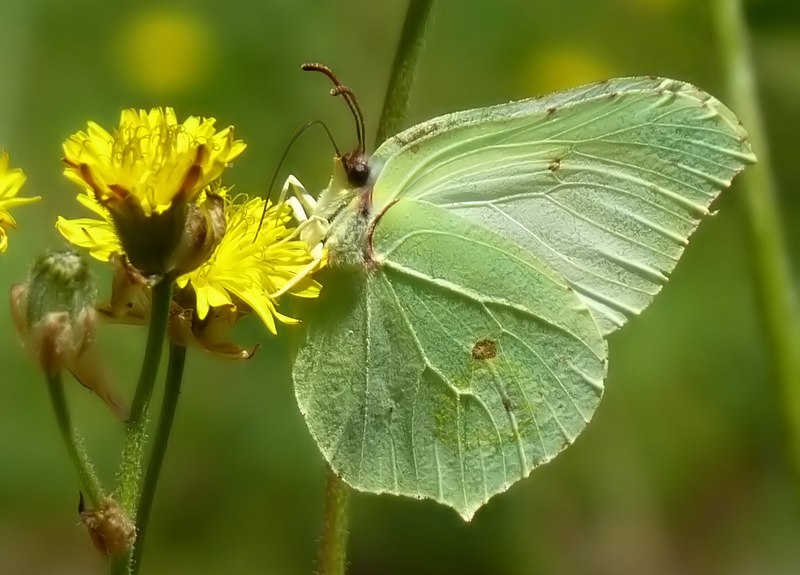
[301,63,366,156]
[254,119,341,241]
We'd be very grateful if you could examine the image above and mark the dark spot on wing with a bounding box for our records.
[471,338,497,360]
[503,398,513,412]
[608,91,619,99]
[546,106,557,117]
[548,159,561,172]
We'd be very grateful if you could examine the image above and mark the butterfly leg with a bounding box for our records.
[279,175,317,223]
[268,175,327,299]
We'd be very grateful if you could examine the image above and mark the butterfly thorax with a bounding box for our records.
[317,156,376,270]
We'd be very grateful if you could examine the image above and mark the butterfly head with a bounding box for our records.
[302,63,374,190]
[342,149,371,188]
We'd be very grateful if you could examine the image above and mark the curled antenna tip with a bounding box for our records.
[302,62,366,156]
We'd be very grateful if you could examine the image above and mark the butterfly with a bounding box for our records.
[284,64,755,520]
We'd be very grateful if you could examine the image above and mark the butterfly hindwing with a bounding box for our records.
[294,199,606,519]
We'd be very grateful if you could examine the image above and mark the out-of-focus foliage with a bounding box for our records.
[0,0,798,574]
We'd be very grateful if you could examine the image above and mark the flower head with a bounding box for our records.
[10,250,126,418]
[62,108,245,275]
[0,151,40,252]
[178,194,322,334]
[57,190,322,354]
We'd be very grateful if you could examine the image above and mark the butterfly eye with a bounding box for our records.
[347,157,371,187]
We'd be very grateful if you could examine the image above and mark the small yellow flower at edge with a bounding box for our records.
[62,108,246,275]
[0,151,40,252]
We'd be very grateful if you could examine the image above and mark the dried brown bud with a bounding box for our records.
[172,191,226,277]
[79,494,136,557]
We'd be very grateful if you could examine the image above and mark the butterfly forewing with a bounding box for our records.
[294,199,606,519]
[370,77,755,333]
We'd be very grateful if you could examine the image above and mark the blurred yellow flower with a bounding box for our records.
[115,8,215,96]
[524,46,615,94]
[57,191,322,335]
[62,108,246,275]
[0,151,40,252]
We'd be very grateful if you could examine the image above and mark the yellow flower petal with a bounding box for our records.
[0,150,40,253]
[56,215,121,261]
[63,107,246,214]
[57,189,322,334]
[62,108,247,275]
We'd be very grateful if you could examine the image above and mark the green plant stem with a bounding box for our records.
[118,277,173,511]
[128,278,174,429]
[112,277,173,575]
[129,342,187,575]
[713,0,800,473]
[316,3,436,574]
[374,0,436,146]
[45,371,103,506]
[318,466,351,575]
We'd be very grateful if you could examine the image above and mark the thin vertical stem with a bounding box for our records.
[128,278,174,429]
[375,0,436,146]
[45,371,103,506]
[318,466,351,575]
[117,277,173,512]
[713,0,800,473]
[112,277,173,575]
[130,343,187,575]
[315,3,437,574]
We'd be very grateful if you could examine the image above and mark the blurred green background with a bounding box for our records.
[1,0,799,573]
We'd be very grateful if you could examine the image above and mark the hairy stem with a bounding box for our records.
[112,277,173,575]
[713,0,800,472]
[130,343,187,575]
[46,371,103,506]
[318,466,351,575]
[128,279,174,433]
[375,0,436,146]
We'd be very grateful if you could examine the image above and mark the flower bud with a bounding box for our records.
[172,190,226,276]
[11,250,96,376]
[11,250,127,418]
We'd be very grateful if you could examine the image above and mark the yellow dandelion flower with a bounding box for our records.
[57,190,322,335]
[0,151,40,252]
[64,108,245,213]
[179,194,322,334]
[62,108,246,275]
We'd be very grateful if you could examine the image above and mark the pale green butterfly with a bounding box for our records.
[283,64,755,520]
